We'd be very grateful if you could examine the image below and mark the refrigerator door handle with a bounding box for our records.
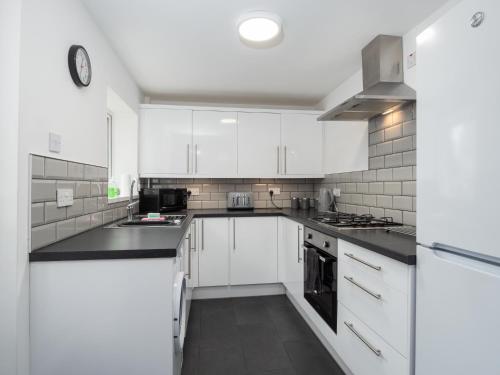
[431,242,500,268]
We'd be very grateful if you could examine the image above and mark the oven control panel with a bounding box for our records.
[304,227,338,257]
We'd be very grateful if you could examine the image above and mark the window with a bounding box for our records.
[107,112,113,180]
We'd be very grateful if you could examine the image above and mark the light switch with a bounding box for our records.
[333,188,341,197]
[189,188,200,196]
[49,133,61,153]
[57,188,74,207]
[407,51,416,68]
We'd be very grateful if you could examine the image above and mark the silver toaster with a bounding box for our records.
[227,192,254,210]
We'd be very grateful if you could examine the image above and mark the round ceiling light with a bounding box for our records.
[238,12,283,48]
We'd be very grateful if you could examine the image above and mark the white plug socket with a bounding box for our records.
[269,188,280,195]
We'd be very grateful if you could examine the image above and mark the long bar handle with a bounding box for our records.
[201,219,204,250]
[344,321,382,357]
[192,222,196,251]
[194,144,198,174]
[344,276,382,300]
[284,146,287,174]
[344,253,382,271]
[187,144,190,174]
[297,226,302,263]
[187,233,192,279]
[233,218,236,250]
[277,146,280,174]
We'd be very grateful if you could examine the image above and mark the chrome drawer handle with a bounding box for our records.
[344,321,382,357]
[344,276,382,300]
[344,253,382,271]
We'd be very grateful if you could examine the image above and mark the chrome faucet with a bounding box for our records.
[127,178,139,221]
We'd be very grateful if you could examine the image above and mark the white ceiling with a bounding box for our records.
[82,0,447,107]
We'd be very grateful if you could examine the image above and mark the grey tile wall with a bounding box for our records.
[141,178,318,209]
[315,103,417,226]
[30,155,130,251]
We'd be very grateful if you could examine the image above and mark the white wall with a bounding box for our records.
[19,0,142,167]
[0,2,22,375]
[14,1,142,373]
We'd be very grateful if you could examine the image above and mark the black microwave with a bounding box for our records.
[139,188,188,213]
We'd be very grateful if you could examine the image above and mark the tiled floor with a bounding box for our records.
[182,295,345,375]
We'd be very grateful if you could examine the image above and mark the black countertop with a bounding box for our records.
[30,209,416,264]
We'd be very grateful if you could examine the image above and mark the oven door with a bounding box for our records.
[303,244,338,333]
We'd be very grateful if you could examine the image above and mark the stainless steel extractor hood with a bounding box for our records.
[318,35,416,121]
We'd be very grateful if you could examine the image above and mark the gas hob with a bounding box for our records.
[310,213,403,229]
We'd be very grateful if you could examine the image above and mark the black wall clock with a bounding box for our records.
[68,45,92,87]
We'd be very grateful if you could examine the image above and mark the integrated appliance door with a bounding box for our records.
[416,0,500,258]
[173,272,187,354]
[303,244,338,332]
[416,245,500,374]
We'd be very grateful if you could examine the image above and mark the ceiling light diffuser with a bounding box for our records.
[238,12,283,48]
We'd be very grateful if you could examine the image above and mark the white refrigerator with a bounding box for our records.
[416,0,500,374]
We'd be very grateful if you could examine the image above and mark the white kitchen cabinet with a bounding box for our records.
[197,218,230,287]
[230,217,278,285]
[281,113,323,175]
[139,108,192,177]
[281,218,304,300]
[336,303,410,375]
[237,112,281,178]
[184,220,199,291]
[323,121,368,174]
[193,110,237,177]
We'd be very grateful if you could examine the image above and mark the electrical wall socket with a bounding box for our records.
[269,188,280,195]
[333,188,341,197]
[57,188,74,207]
[189,188,200,196]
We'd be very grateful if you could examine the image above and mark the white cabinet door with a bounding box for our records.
[323,121,368,174]
[193,111,237,177]
[237,112,281,178]
[282,218,304,299]
[198,218,229,287]
[281,113,323,176]
[185,220,199,289]
[139,108,192,176]
[230,217,278,285]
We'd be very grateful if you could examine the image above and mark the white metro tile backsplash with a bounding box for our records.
[142,178,318,210]
[29,155,130,251]
[315,103,417,226]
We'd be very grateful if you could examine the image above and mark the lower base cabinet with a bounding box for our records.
[197,218,230,287]
[336,303,410,375]
[194,217,279,287]
[230,217,278,285]
[280,218,304,300]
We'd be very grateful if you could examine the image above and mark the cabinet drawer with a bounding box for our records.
[338,268,409,356]
[337,303,410,375]
[339,240,408,293]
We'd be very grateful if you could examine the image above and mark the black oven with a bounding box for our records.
[303,227,338,333]
[139,188,188,213]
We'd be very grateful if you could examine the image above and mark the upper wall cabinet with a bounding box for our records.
[323,121,368,174]
[139,105,327,178]
[193,110,238,178]
[238,112,281,178]
[139,108,192,177]
[281,113,323,175]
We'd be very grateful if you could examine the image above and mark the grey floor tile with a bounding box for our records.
[283,340,344,375]
[184,297,344,375]
[198,343,247,375]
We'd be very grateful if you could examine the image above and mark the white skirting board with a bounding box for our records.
[192,283,285,300]
[285,290,354,375]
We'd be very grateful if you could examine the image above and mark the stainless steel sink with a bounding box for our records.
[105,214,187,228]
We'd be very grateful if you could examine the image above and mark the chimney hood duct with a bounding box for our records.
[318,35,416,122]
